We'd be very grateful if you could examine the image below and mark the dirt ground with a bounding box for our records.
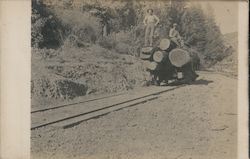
[31,72,237,159]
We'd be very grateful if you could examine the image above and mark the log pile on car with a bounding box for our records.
[141,38,199,85]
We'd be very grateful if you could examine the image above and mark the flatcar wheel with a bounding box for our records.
[151,79,160,86]
[156,81,161,86]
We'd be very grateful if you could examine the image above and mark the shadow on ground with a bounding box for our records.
[192,79,213,85]
[165,79,213,86]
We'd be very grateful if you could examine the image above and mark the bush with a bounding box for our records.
[32,1,67,49]
[113,29,144,56]
[97,30,142,56]
[31,10,47,47]
[97,35,116,50]
[114,42,130,54]
[32,2,103,49]
[32,47,59,60]
[53,8,102,44]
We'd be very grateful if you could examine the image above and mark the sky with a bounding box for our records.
[199,1,238,34]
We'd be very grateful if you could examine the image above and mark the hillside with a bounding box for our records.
[210,32,238,77]
[31,2,153,105]
[32,44,150,105]
[223,32,238,49]
[31,0,233,104]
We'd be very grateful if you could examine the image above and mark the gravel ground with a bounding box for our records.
[31,72,237,159]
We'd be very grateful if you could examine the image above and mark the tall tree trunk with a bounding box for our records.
[103,24,108,37]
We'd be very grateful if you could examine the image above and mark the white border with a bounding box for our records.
[0,1,31,159]
[0,0,248,159]
[238,1,249,159]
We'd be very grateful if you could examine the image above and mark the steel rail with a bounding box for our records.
[31,85,184,130]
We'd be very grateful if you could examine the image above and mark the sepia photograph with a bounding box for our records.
[27,0,245,158]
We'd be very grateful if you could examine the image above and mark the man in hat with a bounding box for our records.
[169,23,183,47]
[143,9,160,46]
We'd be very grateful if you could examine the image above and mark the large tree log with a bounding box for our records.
[144,61,158,71]
[153,50,166,63]
[141,47,153,55]
[169,48,191,67]
[159,38,170,50]
[140,52,151,60]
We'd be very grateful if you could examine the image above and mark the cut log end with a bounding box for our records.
[153,51,165,63]
[144,61,158,71]
[140,52,151,60]
[169,48,191,67]
[159,39,171,50]
[141,47,153,54]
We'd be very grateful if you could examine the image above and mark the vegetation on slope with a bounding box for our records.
[210,32,238,77]
[32,0,234,100]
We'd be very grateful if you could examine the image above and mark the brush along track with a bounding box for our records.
[31,85,185,130]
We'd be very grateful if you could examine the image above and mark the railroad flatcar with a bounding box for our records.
[141,39,199,86]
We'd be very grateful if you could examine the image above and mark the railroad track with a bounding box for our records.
[31,85,185,130]
[197,70,237,79]
[31,92,126,113]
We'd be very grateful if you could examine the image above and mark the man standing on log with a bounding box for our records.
[169,23,183,47]
[143,9,160,46]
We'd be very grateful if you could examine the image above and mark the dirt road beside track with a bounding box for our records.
[31,72,237,159]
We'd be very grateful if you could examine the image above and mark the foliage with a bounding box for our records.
[53,8,102,44]
[164,2,227,67]
[31,8,47,48]
[203,3,227,66]
[32,0,102,49]
[97,30,141,56]
[32,0,229,68]
[32,1,66,49]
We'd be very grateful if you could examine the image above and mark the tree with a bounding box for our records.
[184,5,207,51]
[203,3,226,66]
[166,2,226,67]
[32,0,66,49]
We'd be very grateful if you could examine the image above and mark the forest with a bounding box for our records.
[32,0,230,67]
[31,0,237,101]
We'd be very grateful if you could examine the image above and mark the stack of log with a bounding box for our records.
[140,38,191,71]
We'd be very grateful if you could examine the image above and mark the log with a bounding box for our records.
[140,52,151,60]
[141,47,153,54]
[169,48,191,67]
[153,50,166,63]
[159,38,171,50]
[145,61,158,71]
